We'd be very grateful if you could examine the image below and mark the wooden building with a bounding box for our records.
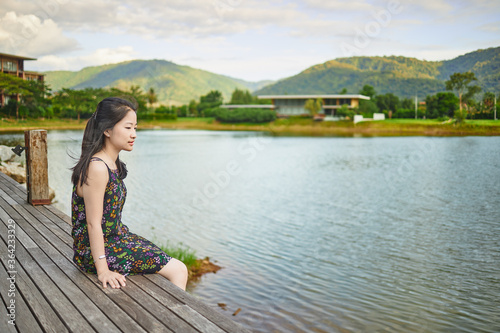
[0,52,45,107]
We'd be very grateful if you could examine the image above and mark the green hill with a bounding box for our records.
[44,59,264,105]
[44,47,499,104]
[255,46,500,99]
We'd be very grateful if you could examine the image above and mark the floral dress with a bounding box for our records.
[71,157,171,275]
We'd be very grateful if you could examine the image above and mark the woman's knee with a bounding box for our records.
[160,258,188,279]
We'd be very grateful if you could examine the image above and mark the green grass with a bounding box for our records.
[158,241,200,270]
[0,117,86,131]
[463,119,500,126]
[382,119,443,125]
[177,117,215,123]
[1,116,500,136]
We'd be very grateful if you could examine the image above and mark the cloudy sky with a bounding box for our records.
[1,0,499,82]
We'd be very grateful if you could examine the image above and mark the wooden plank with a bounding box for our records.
[2,203,148,333]
[0,186,17,206]
[0,240,67,332]
[121,277,198,333]
[85,277,170,333]
[17,200,73,248]
[0,210,68,333]
[0,306,17,333]
[145,275,252,333]
[0,204,38,251]
[25,130,50,205]
[0,199,122,333]
[7,237,96,332]
[131,276,227,333]
[0,256,31,333]
[43,203,72,226]
[0,172,29,201]
[172,305,227,333]
[0,199,96,333]
[0,173,73,241]
[35,205,73,239]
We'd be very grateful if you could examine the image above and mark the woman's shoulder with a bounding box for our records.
[88,157,110,180]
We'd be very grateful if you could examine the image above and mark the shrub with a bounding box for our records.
[392,108,425,118]
[138,113,177,120]
[214,108,276,123]
[336,104,355,119]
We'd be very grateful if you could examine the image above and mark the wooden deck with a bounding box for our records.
[0,171,251,333]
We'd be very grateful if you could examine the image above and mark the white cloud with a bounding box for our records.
[0,11,79,57]
[410,0,453,13]
[31,46,137,71]
[479,22,500,33]
[0,0,498,81]
[304,0,377,12]
[0,0,367,40]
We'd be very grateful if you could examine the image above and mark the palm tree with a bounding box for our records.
[147,87,158,108]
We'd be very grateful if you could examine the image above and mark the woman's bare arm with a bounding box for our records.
[82,161,126,289]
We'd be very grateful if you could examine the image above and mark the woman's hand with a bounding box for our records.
[98,269,127,289]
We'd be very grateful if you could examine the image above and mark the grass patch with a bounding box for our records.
[158,241,200,271]
[1,116,499,136]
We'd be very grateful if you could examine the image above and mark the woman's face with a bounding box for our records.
[106,110,137,152]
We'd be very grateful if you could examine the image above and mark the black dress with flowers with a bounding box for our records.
[71,157,171,275]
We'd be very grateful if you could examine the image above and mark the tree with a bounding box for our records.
[147,87,158,108]
[375,93,400,114]
[445,72,481,119]
[188,99,198,117]
[23,80,52,118]
[480,92,496,119]
[0,72,33,119]
[400,98,414,110]
[336,104,355,119]
[425,92,458,119]
[128,85,148,111]
[358,100,378,115]
[230,88,253,104]
[52,88,97,121]
[304,98,322,116]
[359,84,376,99]
[198,90,223,116]
[339,88,347,95]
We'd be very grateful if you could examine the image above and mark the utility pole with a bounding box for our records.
[415,95,418,119]
[495,96,497,120]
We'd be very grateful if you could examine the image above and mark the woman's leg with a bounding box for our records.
[158,258,188,290]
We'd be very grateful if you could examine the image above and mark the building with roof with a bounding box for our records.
[257,94,370,116]
[220,104,275,110]
[0,52,45,107]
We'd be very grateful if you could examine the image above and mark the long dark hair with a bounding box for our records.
[72,97,137,187]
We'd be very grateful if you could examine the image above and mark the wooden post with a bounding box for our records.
[25,130,50,205]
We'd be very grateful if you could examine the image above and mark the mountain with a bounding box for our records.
[44,47,499,104]
[255,46,500,99]
[44,59,266,105]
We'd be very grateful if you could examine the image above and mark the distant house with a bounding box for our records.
[0,52,45,107]
[257,94,370,116]
[220,104,275,110]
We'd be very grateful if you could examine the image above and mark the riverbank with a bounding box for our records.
[1,117,500,136]
[158,240,222,285]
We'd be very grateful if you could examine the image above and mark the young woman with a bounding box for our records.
[71,97,188,290]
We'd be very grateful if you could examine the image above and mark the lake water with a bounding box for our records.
[1,130,499,332]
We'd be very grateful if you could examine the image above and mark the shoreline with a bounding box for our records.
[1,117,500,136]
